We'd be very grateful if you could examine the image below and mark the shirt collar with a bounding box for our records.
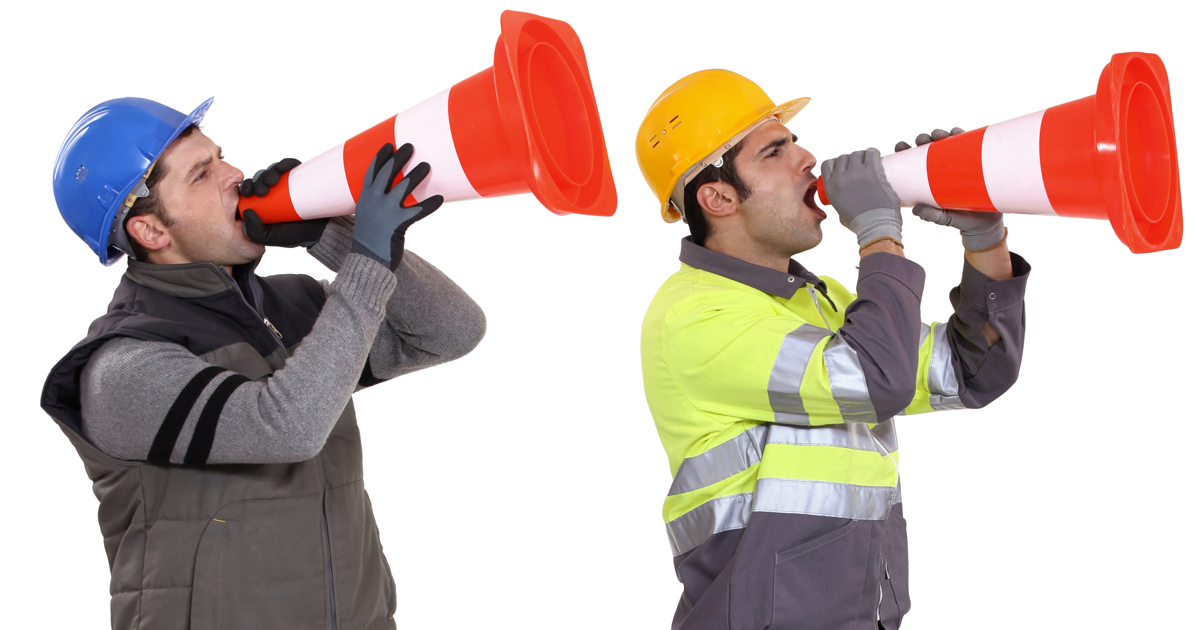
[678,237,827,300]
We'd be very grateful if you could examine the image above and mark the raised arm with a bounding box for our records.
[660,253,924,427]
[81,143,447,464]
[308,216,486,384]
[81,254,394,464]
[241,152,486,386]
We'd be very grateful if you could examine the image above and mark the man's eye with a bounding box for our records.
[196,170,207,182]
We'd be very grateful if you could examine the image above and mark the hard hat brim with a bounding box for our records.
[96,97,214,265]
[660,95,810,223]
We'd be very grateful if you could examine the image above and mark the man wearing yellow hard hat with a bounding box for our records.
[637,70,1031,629]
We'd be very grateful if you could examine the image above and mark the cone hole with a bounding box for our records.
[1122,81,1171,225]
[524,42,594,188]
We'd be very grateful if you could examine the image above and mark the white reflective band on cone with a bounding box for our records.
[289,142,355,220]
[880,143,936,207]
[981,110,1057,216]
[396,88,482,203]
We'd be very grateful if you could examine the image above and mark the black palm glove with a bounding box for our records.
[350,143,443,271]
[240,158,301,197]
[239,158,328,248]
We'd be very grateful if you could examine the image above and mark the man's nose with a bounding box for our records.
[225,164,245,188]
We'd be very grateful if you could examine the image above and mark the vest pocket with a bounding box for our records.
[189,495,328,630]
[772,519,872,629]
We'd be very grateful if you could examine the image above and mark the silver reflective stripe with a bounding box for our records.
[666,492,753,556]
[752,478,894,521]
[766,423,880,453]
[668,425,769,496]
[870,419,899,454]
[767,325,829,425]
[929,324,965,410]
[824,335,877,423]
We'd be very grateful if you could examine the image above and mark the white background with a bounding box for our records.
[1,0,1196,627]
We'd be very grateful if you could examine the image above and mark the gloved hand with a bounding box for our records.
[819,148,902,248]
[240,158,328,248]
[898,128,1006,252]
[240,158,301,197]
[350,142,443,271]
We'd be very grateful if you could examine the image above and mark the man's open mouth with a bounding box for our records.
[804,181,826,218]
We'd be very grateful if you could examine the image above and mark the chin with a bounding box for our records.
[793,227,823,255]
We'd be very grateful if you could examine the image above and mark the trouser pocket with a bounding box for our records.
[879,507,910,629]
[771,520,872,630]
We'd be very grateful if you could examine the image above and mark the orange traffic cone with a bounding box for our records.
[239,10,617,222]
[817,52,1181,253]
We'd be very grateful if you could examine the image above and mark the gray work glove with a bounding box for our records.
[899,128,1006,252]
[351,143,443,271]
[820,148,902,248]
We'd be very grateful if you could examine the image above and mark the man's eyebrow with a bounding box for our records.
[755,135,792,157]
[184,154,214,181]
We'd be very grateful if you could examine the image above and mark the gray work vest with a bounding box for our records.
[41,259,396,630]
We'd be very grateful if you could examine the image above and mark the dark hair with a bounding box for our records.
[123,124,198,260]
[681,139,751,247]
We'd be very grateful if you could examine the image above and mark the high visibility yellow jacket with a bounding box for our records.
[641,238,1030,630]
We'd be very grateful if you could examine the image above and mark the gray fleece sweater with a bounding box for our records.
[79,216,485,464]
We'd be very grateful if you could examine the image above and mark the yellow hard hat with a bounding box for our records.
[635,69,810,222]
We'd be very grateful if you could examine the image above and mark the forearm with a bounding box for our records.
[964,239,1014,344]
[309,215,485,382]
[946,252,1030,408]
[80,254,396,464]
[366,251,486,380]
[837,253,926,419]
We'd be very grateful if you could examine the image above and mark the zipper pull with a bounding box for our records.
[807,286,836,332]
[263,317,282,339]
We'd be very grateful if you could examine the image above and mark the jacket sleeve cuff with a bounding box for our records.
[956,252,1031,317]
[857,252,926,302]
[328,253,397,315]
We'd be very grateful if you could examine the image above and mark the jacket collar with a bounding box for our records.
[124,257,262,300]
[678,237,827,300]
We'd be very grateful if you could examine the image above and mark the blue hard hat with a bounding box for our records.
[52,97,213,265]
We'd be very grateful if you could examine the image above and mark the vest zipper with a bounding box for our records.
[316,458,338,630]
[806,286,836,332]
[227,271,288,353]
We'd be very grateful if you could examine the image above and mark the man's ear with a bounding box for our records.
[125,213,171,254]
[696,181,740,220]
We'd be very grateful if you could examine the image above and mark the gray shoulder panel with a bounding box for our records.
[198,342,286,381]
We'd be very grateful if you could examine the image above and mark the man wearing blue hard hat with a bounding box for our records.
[42,96,486,629]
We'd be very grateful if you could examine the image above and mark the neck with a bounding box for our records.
[704,232,792,273]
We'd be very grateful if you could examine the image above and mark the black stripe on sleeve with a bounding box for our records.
[148,366,225,464]
[184,374,250,465]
